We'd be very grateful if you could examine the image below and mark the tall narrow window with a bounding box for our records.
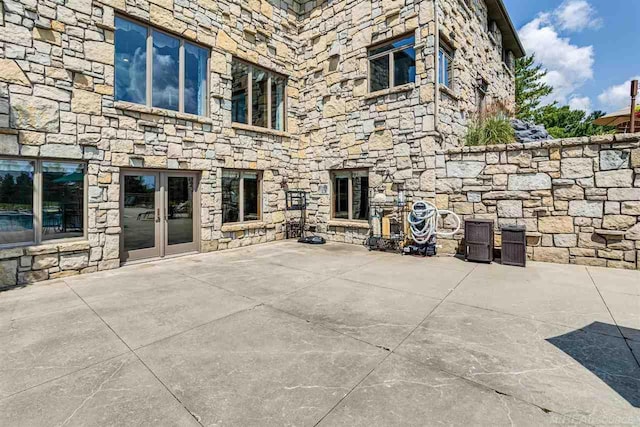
[271,75,285,131]
[438,41,454,89]
[222,171,240,223]
[222,170,262,223]
[231,59,287,131]
[252,68,267,128]
[114,16,209,116]
[232,61,249,124]
[42,162,85,241]
[368,34,415,92]
[0,159,34,245]
[152,30,180,111]
[332,170,369,221]
[184,42,208,115]
[114,17,147,105]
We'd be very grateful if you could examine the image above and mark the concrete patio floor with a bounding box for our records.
[1,241,639,426]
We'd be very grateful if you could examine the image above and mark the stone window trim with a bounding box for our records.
[221,169,263,224]
[231,58,288,132]
[114,14,211,117]
[367,32,416,94]
[0,157,88,250]
[113,101,214,125]
[231,122,292,139]
[330,169,370,222]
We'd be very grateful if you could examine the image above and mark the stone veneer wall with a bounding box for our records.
[0,0,518,286]
[0,0,303,287]
[435,134,640,270]
[298,0,515,244]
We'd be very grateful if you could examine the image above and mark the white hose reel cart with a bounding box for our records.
[405,200,461,256]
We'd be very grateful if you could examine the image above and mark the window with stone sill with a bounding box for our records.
[0,158,86,248]
[331,170,369,221]
[368,34,416,93]
[231,59,287,131]
[222,170,262,224]
[114,15,209,116]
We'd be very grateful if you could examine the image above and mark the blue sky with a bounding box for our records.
[503,0,639,113]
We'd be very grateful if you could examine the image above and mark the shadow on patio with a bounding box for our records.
[547,322,640,408]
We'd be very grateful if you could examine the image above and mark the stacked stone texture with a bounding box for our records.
[0,0,304,286]
[0,0,520,286]
[436,134,640,270]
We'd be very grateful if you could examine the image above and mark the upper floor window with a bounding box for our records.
[115,16,209,116]
[222,170,262,224]
[231,59,287,131]
[503,49,514,72]
[0,159,85,247]
[331,170,369,221]
[368,35,416,92]
[438,41,454,89]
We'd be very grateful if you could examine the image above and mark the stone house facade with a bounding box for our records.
[0,0,524,286]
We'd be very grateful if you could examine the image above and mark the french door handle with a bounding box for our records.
[155,208,161,223]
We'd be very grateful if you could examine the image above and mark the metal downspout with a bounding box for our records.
[433,0,440,135]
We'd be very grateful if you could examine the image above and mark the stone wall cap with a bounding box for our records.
[437,133,639,155]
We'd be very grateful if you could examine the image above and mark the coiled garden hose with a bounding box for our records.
[407,200,461,244]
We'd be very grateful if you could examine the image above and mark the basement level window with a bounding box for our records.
[232,59,287,131]
[222,170,262,224]
[368,34,416,92]
[331,170,369,221]
[0,159,86,248]
[114,16,209,116]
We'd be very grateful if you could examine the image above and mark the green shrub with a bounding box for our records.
[464,112,515,146]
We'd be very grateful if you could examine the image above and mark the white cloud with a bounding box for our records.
[554,0,602,32]
[519,15,595,105]
[597,76,640,110]
[568,96,591,112]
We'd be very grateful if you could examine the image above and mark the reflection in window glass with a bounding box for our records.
[439,45,453,88]
[222,171,240,223]
[0,160,34,245]
[231,61,248,124]
[394,47,416,86]
[115,17,147,104]
[185,43,208,116]
[271,75,285,131]
[370,55,389,92]
[167,176,194,246]
[42,162,84,241]
[352,174,369,220]
[369,35,414,56]
[243,172,259,221]
[123,175,156,251]
[252,68,268,128]
[152,30,180,111]
[334,176,349,219]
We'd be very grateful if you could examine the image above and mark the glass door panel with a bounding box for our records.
[164,173,198,256]
[122,173,160,261]
[167,176,194,246]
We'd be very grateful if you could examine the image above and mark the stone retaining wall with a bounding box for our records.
[435,134,640,270]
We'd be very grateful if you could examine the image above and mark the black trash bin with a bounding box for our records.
[501,225,527,267]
